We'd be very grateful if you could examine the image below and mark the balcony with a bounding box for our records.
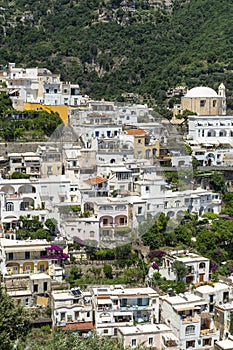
[181,316,199,324]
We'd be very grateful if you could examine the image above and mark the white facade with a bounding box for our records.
[195,283,231,313]
[92,285,159,336]
[160,293,219,350]
[188,115,233,147]
[159,251,210,284]
[51,289,93,329]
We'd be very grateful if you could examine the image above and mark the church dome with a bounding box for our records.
[185,86,218,98]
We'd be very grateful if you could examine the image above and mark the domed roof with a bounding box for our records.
[185,86,218,98]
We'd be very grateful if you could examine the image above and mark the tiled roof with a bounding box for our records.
[126,129,146,136]
[97,295,110,299]
[61,321,94,331]
[83,176,108,186]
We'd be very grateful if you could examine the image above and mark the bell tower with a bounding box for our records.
[218,83,226,115]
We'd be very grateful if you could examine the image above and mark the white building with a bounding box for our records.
[91,285,159,336]
[159,251,210,284]
[118,323,179,349]
[195,282,231,313]
[160,293,219,350]
[51,289,93,334]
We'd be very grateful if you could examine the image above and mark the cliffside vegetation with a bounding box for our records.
[0,0,233,107]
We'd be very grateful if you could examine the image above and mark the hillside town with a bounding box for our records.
[1,63,233,350]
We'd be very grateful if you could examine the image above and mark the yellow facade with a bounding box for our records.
[24,102,68,125]
[134,135,160,163]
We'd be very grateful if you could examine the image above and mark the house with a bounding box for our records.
[117,323,179,349]
[0,238,51,277]
[51,289,93,335]
[91,285,159,336]
[123,128,160,163]
[214,301,233,340]
[159,251,210,284]
[160,292,219,349]
[8,152,41,177]
[194,282,231,313]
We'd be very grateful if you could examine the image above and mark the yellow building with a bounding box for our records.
[24,102,68,125]
[1,238,51,276]
[126,129,160,163]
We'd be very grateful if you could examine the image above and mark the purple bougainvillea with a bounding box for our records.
[210,260,219,272]
[149,250,165,261]
[228,265,233,273]
[152,262,159,270]
[214,250,223,256]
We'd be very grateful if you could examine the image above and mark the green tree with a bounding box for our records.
[103,264,113,278]
[210,171,226,193]
[45,218,58,235]
[21,331,138,350]
[172,260,187,281]
[0,286,30,350]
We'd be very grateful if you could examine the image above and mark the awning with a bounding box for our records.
[174,306,196,311]
[97,299,112,305]
[114,312,132,316]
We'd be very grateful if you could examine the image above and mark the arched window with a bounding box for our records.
[207,130,216,137]
[185,325,195,335]
[199,262,206,269]
[219,130,227,137]
[6,202,14,211]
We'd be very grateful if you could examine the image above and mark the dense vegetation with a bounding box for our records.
[0,286,30,350]
[0,94,63,141]
[1,0,233,106]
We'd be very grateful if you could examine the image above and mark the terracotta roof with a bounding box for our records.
[83,176,108,186]
[97,295,111,299]
[126,129,146,136]
[61,321,94,331]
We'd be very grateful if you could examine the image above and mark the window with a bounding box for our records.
[40,264,45,272]
[90,231,95,238]
[186,340,195,348]
[43,282,48,292]
[60,312,66,321]
[213,100,216,107]
[25,265,31,271]
[203,338,211,346]
[8,252,14,260]
[200,100,205,107]
[132,339,137,347]
[103,218,108,225]
[138,207,142,215]
[138,139,142,144]
[6,202,14,211]
[24,298,29,306]
[33,284,38,293]
[103,329,108,334]
[145,186,150,192]
[54,89,57,93]
[148,338,153,346]
[199,262,206,269]
[185,325,195,335]
[25,252,30,259]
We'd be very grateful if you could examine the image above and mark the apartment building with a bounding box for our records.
[160,293,219,349]
[118,323,179,349]
[51,289,93,335]
[91,285,159,336]
[0,238,51,277]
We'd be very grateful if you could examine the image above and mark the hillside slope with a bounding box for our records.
[1,0,233,106]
